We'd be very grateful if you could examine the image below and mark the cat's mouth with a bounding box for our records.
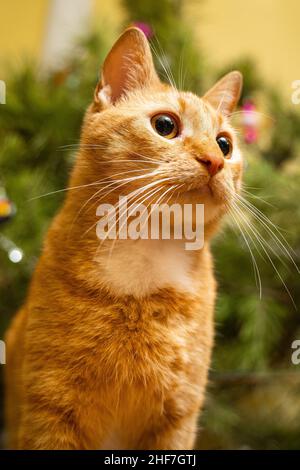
[197,183,214,196]
[174,177,232,205]
[177,180,214,197]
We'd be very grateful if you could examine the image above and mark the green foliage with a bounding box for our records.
[1,0,300,450]
[124,0,205,92]
[0,32,112,329]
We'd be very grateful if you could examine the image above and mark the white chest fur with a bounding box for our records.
[97,239,198,298]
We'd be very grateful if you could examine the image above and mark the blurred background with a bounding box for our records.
[1,0,300,449]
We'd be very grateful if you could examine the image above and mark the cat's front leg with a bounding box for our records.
[17,392,109,450]
[136,400,201,450]
[18,406,85,449]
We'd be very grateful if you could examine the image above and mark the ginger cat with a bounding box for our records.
[5,28,243,450]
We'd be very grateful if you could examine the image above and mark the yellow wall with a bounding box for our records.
[0,0,299,100]
[0,0,49,75]
[186,0,300,99]
[93,0,125,34]
[0,0,124,77]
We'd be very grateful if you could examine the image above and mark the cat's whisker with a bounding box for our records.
[58,144,105,150]
[100,174,178,245]
[80,175,167,238]
[241,187,274,207]
[150,38,178,94]
[224,181,298,272]
[150,41,172,87]
[86,176,176,241]
[96,184,165,258]
[58,144,163,169]
[109,176,177,231]
[106,181,182,260]
[59,143,162,165]
[231,199,297,308]
[58,142,82,149]
[106,184,167,260]
[236,196,294,253]
[69,173,157,239]
[178,51,184,90]
[234,192,299,271]
[72,168,162,225]
[229,109,275,123]
[165,183,184,206]
[242,184,263,191]
[82,144,165,166]
[228,206,262,297]
[30,168,162,202]
[129,150,165,165]
[103,183,163,239]
[89,169,167,211]
[231,199,283,266]
[237,192,283,231]
[225,180,298,306]
[28,181,108,201]
[138,183,182,241]
[178,45,188,92]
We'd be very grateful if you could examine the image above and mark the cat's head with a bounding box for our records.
[79,27,243,233]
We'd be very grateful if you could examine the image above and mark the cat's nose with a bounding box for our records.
[196,153,224,177]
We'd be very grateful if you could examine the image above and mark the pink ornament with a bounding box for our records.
[132,22,154,39]
[241,100,259,144]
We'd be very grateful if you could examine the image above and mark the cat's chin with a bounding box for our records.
[176,182,230,205]
[173,181,232,226]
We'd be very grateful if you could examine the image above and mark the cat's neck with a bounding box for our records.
[93,238,205,298]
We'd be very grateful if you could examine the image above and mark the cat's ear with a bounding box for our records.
[203,71,243,115]
[94,27,159,107]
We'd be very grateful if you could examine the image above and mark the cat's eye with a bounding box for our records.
[151,114,179,139]
[216,135,231,157]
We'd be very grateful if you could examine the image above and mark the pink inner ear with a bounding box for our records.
[98,27,159,105]
[103,51,129,103]
[203,71,243,116]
